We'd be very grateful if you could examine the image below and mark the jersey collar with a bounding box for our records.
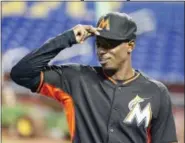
[103,69,141,85]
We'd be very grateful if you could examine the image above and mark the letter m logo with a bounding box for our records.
[98,18,110,30]
[124,103,152,128]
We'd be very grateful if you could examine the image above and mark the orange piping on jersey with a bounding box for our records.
[103,70,117,84]
[103,70,140,85]
[123,73,140,85]
[39,83,75,142]
[107,76,117,84]
[147,126,151,143]
[36,71,44,92]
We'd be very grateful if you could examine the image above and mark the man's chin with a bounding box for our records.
[101,64,116,70]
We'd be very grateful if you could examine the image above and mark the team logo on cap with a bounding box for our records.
[98,18,110,30]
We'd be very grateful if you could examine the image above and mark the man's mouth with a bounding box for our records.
[99,58,110,64]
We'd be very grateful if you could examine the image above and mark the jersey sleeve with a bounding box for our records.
[36,65,75,102]
[10,30,77,94]
[151,85,178,143]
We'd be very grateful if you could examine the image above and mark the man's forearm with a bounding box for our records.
[10,30,77,91]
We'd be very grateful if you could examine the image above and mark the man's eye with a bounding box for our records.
[96,43,100,47]
[96,40,113,49]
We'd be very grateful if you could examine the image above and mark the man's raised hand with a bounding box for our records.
[73,24,101,44]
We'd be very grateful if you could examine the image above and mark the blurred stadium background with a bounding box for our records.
[1,1,184,143]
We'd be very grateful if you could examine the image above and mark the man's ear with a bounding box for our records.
[127,40,135,54]
[128,40,135,48]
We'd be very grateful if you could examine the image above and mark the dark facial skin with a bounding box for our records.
[96,37,132,71]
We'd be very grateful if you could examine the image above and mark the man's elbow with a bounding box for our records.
[10,65,21,84]
[10,61,27,85]
[10,63,40,91]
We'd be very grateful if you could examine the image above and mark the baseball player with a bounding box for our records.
[11,12,177,143]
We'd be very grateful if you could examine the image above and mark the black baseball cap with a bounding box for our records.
[96,12,137,41]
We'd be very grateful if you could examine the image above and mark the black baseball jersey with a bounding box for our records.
[11,30,177,143]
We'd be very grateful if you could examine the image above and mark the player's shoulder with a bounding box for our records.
[60,63,88,71]
[45,63,101,76]
[57,63,101,75]
[139,71,168,94]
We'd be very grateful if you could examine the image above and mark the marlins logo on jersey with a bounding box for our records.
[124,95,152,128]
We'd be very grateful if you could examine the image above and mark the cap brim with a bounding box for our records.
[97,30,127,40]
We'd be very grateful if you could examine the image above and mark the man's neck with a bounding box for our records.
[104,59,134,81]
[112,66,134,81]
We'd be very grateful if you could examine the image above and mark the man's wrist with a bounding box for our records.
[63,30,78,45]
